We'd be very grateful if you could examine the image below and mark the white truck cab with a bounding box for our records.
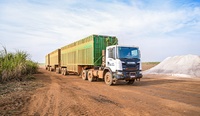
[103,45,142,85]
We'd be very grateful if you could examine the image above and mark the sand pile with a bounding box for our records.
[143,54,200,77]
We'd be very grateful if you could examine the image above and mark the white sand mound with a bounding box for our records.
[143,54,200,77]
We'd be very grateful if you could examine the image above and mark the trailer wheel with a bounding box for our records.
[61,69,64,75]
[50,67,53,72]
[88,70,93,82]
[104,72,113,86]
[82,70,87,80]
[63,71,66,75]
[56,68,60,74]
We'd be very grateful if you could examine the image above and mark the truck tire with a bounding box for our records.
[63,70,66,75]
[50,67,53,72]
[127,79,135,84]
[82,70,87,80]
[88,70,93,82]
[56,68,60,74]
[104,72,113,86]
[63,68,68,75]
[61,69,64,75]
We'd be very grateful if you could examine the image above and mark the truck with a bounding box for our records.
[45,34,142,85]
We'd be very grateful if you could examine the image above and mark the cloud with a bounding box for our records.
[0,0,199,62]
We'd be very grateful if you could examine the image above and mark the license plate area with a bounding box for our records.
[129,72,136,78]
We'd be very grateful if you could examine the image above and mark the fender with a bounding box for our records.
[103,67,113,78]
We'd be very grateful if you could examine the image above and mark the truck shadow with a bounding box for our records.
[112,78,188,86]
[58,73,190,87]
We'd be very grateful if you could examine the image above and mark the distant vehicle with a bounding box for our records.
[45,35,142,85]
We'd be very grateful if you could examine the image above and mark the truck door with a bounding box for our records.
[106,46,117,72]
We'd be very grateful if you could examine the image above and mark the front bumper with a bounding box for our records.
[114,70,143,80]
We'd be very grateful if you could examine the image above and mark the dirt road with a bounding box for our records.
[22,68,200,116]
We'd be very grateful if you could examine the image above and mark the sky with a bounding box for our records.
[0,0,200,62]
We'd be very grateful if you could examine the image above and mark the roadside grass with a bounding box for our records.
[0,46,38,83]
[142,62,160,65]
[0,46,42,115]
[142,62,160,71]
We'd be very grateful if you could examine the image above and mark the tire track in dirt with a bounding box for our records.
[27,70,93,116]
[132,80,200,107]
[58,86,92,116]
[25,72,61,116]
[57,79,124,116]
[113,86,200,115]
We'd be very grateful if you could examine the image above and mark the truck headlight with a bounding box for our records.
[121,61,125,64]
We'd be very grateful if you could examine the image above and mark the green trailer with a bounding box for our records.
[45,49,61,72]
[60,34,118,75]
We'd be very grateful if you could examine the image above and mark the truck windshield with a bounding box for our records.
[117,47,139,59]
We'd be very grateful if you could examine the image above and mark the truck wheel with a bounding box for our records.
[88,70,93,82]
[56,68,60,74]
[61,69,64,75]
[82,70,87,80]
[63,68,67,75]
[63,71,66,75]
[104,72,113,86]
[127,79,135,84]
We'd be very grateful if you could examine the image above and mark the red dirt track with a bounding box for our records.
[22,68,200,116]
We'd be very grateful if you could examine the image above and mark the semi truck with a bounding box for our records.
[45,34,142,85]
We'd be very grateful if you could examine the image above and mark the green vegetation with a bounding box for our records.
[0,46,38,83]
[142,62,160,65]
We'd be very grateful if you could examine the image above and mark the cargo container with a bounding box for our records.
[46,34,142,85]
[59,35,118,75]
[45,49,61,72]
[45,54,50,70]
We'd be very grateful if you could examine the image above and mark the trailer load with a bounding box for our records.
[45,49,60,72]
[45,34,142,85]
